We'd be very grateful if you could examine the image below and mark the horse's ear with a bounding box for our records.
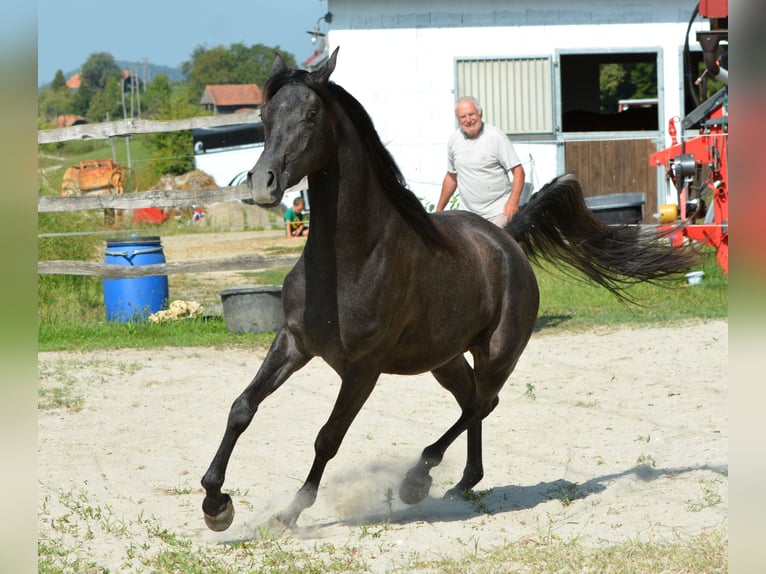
[312,46,339,85]
[272,52,288,75]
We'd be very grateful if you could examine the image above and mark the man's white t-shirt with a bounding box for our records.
[447,123,522,219]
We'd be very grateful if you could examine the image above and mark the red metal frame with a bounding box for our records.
[649,103,728,273]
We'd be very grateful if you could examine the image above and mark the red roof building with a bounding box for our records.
[200,84,263,114]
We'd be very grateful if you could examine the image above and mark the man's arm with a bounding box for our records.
[503,164,526,221]
[436,172,458,211]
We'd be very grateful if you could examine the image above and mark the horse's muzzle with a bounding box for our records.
[247,165,284,207]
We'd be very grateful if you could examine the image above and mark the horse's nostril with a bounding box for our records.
[266,171,275,188]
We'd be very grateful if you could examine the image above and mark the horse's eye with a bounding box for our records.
[306,109,317,121]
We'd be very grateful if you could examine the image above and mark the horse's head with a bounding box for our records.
[247,48,340,207]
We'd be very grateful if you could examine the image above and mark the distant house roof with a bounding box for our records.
[56,114,88,128]
[66,70,135,91]
[66,73,81,90]
[200,84,263,111]
[303,49,330,71]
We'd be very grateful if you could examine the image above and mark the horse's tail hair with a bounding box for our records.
[506,174,697,302]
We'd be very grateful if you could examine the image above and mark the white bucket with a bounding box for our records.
[685,271,705,285]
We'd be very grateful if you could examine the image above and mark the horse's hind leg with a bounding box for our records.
[399,356,498,505]
[270,366,379,528]
[201,328,310,532]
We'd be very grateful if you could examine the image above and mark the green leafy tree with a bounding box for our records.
[37,70,76,124]
[86,76,123,122]
[50,69,68,91]
[600,62,657,112]
[183,42,296,101]
[144,78,197,179]
[628,62,658,99]
[78,52,123,115]
[81,52,123,91]
[142,74,173,117]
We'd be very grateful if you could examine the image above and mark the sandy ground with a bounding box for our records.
[38,319,727,571]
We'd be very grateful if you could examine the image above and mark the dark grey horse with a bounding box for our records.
[201,48,693,531]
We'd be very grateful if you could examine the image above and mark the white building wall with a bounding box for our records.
[324,8,706,208]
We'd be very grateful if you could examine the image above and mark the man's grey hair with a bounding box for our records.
[455,96,483,116]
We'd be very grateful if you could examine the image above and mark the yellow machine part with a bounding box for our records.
[658,203,679,223]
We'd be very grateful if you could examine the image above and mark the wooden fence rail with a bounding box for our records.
[38,111,261,144]
[38,112,298,279]
[38,185,253,213]
[38,254,300,278]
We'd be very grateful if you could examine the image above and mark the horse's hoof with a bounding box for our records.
[399,469,432,505]
[203,497,235,532]
[443,487,469,501]
[263,512,295,534]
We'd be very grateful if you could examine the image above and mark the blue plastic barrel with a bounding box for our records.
[103,236,169,322]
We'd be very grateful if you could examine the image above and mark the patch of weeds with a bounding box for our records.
[38,539,105,573]
[158,484,194,496]
[359,523,386,539]
[546,480,586,507]
[38,357,144,411]
[38,363,84,411]
[524,383,536,399]
[574,399,599,408]
[38,384,84,411]
[636,454,656,467]
[686,474,725,512]
[147,523,191,548]
[463,487,494,514]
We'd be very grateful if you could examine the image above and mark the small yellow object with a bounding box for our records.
[149,300,204,323]
[658,204,679,224]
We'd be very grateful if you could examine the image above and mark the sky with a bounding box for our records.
[37,0,331,86]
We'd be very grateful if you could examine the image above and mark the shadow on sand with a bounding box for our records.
[219,462,726,543]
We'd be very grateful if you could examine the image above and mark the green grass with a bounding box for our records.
[38,247,726,352]
[533,246,727,332]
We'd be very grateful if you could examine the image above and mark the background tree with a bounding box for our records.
[50,69,68,91]
[183,43,296,101]
[78,52,123,114]
[599,62,657,112]
[37,70,75,124]
[143,77,198,179]
[142,74,173,118]
[86,76,123,122]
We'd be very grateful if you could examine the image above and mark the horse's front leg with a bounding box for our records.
[269,367,379,529]
[201,328,309,532]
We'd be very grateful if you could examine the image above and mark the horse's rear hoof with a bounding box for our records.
[264,512,296,534]
[203,496,235,532]
[399,469,432,505]
[443,487,470,501]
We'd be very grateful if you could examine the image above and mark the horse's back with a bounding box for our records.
[431,210,535,278]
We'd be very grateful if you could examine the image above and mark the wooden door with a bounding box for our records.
[564,139,657,224]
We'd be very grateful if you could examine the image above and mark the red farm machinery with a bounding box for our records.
[650,0,728,273]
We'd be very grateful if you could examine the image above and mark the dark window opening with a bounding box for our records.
[560,52,659,132]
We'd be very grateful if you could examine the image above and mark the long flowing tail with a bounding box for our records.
[506,174,696,301]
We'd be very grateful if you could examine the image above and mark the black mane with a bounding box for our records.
[264,68,448,251]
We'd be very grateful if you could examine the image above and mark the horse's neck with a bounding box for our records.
[307,142,394,255]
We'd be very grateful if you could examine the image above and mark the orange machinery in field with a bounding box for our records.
[649,0,728,273]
